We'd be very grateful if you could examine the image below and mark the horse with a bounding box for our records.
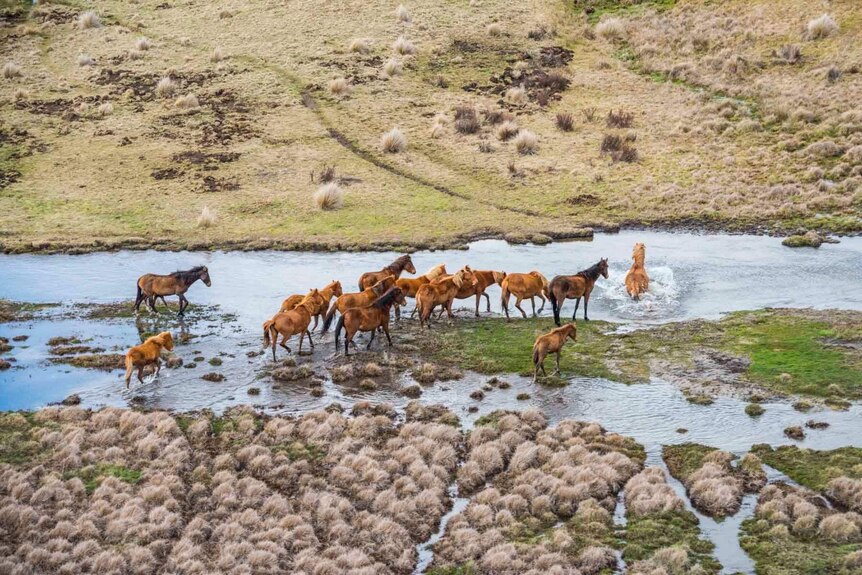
[449,269,507,317]
[624,243,649,300]
[263,290,318,360]
[335,287,406,355]
[415,267,476,328]
[532,323,577,382]
[124,331,174,388]
[322,276,395,331]
[394,263,447,319]
[280,280,343,329]
[501,271,548,320]
[358,255,416,291]
[549,258,609,325]
[134,266,211,317]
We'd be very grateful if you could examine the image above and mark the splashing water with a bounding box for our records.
[597,264,682,321]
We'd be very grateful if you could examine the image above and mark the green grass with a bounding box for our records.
[751,445,862,491]
[0,412,44,465]
[662,443,719,482]
[575,0,677,23]
[66,464,142,494]
[274,441,326,462]
[623,511,720,573]
[427,565,477,575]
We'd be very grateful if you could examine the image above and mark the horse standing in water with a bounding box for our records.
[624,243,649,300]
[357,255,416,291]
[549,258,609,325]
[448,269,507,317]
[134,266,211,317]
[335,287,406,355]
[322,277,395,331]
[263,290,318,360]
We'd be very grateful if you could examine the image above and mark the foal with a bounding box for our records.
[624,243,649,300]
[532,323,577,382]
[124,331,174,388]
[335,287,406,355]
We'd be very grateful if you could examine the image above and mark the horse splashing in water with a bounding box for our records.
[358,255,416,291]
[549,258,609,325]
[335,287,406,355]
[134,266,211,317]
[501,271,548,319]
[624,243,649,300]
[124,331,174,388]
[532,323,577,382]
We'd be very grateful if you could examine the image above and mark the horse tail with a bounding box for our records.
[500,281,510,312]
[532,344,540,367]
[334,315,345,348]
[134,283,143,309]
[322,302,338,332]
[549,283,560,326]
[263,320,274,347]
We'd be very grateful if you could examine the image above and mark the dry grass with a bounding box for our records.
[349,38,370,54]
[381,127,407,153]
[595,18,626,41]
[2,63,22,79]
[155,77,177,98]
[328,77,352,97]
[505,86,526,105]
[174,94,200,112]
[392,35,416,56]
[98,103,114,116]
[396,4,411,23]
[382,58,402,78]
[313,182,344,210]
[496,121,520,141]
[77,54,95,67]
[135,37,152,52]
[806,14,838,40]
[197,206,216,227]
[514,130,538,155]
[77,11,100,30]
[210,47,225,63]
[555,111,573,132]
[487,23,502,37]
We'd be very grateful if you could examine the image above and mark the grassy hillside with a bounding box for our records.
[1,0,860,252]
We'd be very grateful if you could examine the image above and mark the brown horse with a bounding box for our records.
[280,280,343,329]
[532,323,577,382]
[549,259,609,325]
[135,266,211,317]
[263,290,318,360]
[394,263,447,319]
[624,243,649,300]
[449,269,507,317]
[415,268,476,328]
[501,271,548,320]
[335,287,406,355]
[322,276,395,331]
[358,255,416,291]
[124,331,174,388]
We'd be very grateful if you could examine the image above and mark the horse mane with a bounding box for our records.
[576,262,604,281]
[424,263,446,280]
[170,266,205,282]
[386,255,413,274]
[632,244,645,267]
[372,287,401,309]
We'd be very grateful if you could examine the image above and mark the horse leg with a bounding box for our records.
[583,293,591,321]
[446,299,455,319]
[515,296,527,319]
[474,293,481,317]
[155,358,162,377]
[554,352,561,375]
[484,292,491,313]
[137,366,145,384]
[147,296,158,314]
[279,334,291,354]
[530,297,536,317]
[306,329,315,348]
[344,331,352,356]
[572,298,581,321]
[134,289,146,313]
[312,314,320,331]
[383,323,393,347]
[177,295,186,317]
[271,332,278,362]
[537,294,546,315]
[298,331,304,354]
[366,329,375,350]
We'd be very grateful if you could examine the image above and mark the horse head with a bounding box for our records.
[632,243,645,265]
[332,281,343,297]
[404,256,416,275]
[199,266,212,287]
[598,258,609,279]
[565,323,577,341]
[156,331,175,351]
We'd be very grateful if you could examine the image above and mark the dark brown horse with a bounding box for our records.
[335,287,406,355]
[135,266,211,317]
[358,255,416,291]
[322,276,395,331]
[549,259,608,325]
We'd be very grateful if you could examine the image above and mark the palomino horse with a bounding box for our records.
[263,290,318,360]
[624,243,649,300]
[135,266,211,317]
[501,271,548,320]
[532,323,577,382]
[124,331,174,388]
[395,264,447,319]
[415,267,476,327]
[549,258,609,325]
[335,287,406,355]
[448,269,507,317]
[322,276,395,331]
[358,255,416,291]
[280,280,343,330]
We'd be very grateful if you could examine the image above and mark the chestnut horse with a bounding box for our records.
[322,276,395,331]
[134,266,211,317]
[395,264,447,319]
[124,331,174,388]
[415,268,476,328]
[624,243,649,300]
[532,323,577,382]
[280,280,343,329]
[449,269,507,317]
[335,287,406,355]
[263,290,318,360]
[549,259,609,325]
[501,271,548,320]
[358,255,416,291]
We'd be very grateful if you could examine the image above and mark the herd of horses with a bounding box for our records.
[126,244,651,386]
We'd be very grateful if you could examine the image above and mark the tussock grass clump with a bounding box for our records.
[600,134,622,153]
[135,37,152,51]
[349,38,370,54]
[77,53,95,67]
[392,35,416,55]
[827,477,862,513]
[454,105,480,134]
[606,109,634,128]
[313,183,344,210]
[487,23,502,37]
[77,10,100,30]
[210,47,225,63]
[514,130,538,155]
[495,120,519,141]
[612,145,638,163]
[775,44,801,64]
[395,4,411,23]
[381,127,407,153]
[625,467,684,516]
[327,77,352,97]
[555,111,574,131]
[197,206,216,228]
[595,17,626,40]
[505,86,526,104]
[98,103,113,116]
[483,109,509,125]
[3,62,22,79]
[382,58,402,78]
[806,14,838,40]
[155,77,177,98]
[174,93,200,112]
